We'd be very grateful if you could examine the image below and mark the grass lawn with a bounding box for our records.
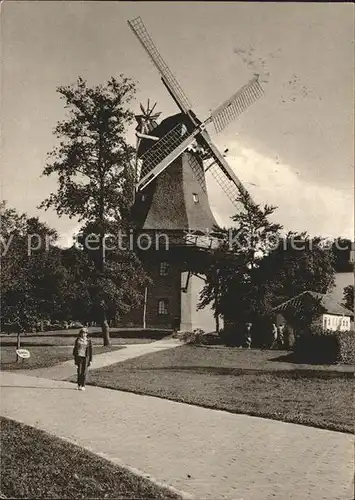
[0,345,123,371]
[0,328,162,347]
[0,334,149,347]
[0,417,180,499]
[87,345,353,434]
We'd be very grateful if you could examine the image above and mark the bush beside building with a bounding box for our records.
[294,327,354,365]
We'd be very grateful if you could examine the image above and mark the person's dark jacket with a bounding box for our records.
[73,338,93,366]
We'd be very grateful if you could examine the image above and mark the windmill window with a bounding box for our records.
[159,261,169,276]
[157,299,169,316]
[193,193,199,203]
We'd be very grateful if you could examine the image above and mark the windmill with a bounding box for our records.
[125,16,264,332]
[128,16,263,207]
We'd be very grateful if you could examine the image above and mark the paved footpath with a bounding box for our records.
[1,371,353,500]
[20,338,182,381]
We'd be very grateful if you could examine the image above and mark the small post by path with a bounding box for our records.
[16,332,21,363]
[16,330,30,365]
[142,286,148,329]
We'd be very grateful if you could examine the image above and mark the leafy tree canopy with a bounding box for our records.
[199,191,336,341]
[343,284,354,312]
[38,76,148,345]
[39,76,136,226]
[1,202,69,332]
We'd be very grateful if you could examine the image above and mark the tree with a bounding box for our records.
[1,203,71,357]
[60,238,150,328]
[229,189,282,270]
[343,285,354,311]
[199,190,282,337]
[60,245,96,323]
[199,190,336,346]
[262,232,335,308]
[331,238,353,272]
[198,259,223,333]
[39,77,147,345]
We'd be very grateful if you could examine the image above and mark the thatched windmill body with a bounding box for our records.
[125,17,264,332]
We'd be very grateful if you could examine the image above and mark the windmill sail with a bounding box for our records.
[137,119,252,204]
[136,123,201,191]
[128,16,191,113]
[207,162,244,211]
[128,16,263,207]
[211,76,263,133]
[199,129,249,208]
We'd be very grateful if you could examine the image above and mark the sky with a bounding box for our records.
[1,1,354,247]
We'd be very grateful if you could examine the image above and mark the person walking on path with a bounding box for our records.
[73,327,92,391]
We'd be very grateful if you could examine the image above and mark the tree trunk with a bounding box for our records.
[100,304,110,346]
[16,333,21,363]
[215,314,220,333]
[98,227,110,346]
[101,319,110,346]
[214,273,220,333]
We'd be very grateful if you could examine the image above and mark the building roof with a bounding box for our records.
[273,290,354,317]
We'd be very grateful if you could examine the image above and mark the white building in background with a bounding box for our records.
[322,313,350,332]
[273,290,354,333]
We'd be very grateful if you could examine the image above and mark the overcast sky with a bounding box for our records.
[1,1,354,245]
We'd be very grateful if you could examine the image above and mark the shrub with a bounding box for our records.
[336,330,354,364]
[294,329,337,364]
[179,329,220,346]
[219,326,243,347]
[68,321,84,329]
[294,326,354,364]
[179,329,204,345]
[285,330,296,349]
[199,332,220,346]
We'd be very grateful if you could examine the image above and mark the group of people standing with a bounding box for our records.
[271,323,285,349]
[243,321,286,349]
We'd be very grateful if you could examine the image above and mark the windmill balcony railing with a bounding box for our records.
[183,231,222,250]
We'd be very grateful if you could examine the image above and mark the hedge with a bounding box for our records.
[336,330,354,364]
[294,327,354,365]
[179,326,354,364]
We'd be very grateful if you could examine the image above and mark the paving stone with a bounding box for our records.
[1,371,353,500]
